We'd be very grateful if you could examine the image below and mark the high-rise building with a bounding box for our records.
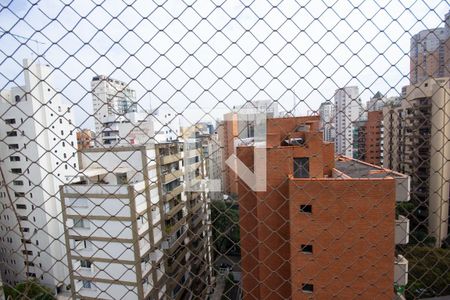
[352,110,384,166]
[410,10,450,84]
[100,112,154,146]
[334,86,363,156]
[318,101,335,142]
[237,115,410,299]
[383,77,450,247]
[60,143,212,299]
[91,75,137,144]
[0,59,78,292]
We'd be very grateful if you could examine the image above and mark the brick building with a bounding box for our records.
[237,116,409,299]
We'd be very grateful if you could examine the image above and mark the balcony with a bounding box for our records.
[164,185,183,201]
[161,153,182,165]
[394,255,408,286]
[163,169,183,183]
[395,215,410,244]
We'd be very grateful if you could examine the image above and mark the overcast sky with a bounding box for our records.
[0,0,449,129]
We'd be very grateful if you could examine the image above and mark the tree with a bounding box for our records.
[4,280,55,300]
[211,200,240,256]
[405,246,450,299]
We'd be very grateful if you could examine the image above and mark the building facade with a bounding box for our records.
[237,116,410,299]
[410,10,450,84]
[91,75,137,144]
[0,59,77,292]
[383,77,450,247]
[318,101,335,142]
[60,143,212,299]
[334,86,362,156]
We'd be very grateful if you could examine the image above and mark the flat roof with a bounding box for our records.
[335,156,407,179]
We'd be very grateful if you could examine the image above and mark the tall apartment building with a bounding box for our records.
[101,112,154,146]
[237,116,410,299]
[334,86,363,156]
[383,77,450,247]
[318,101,335,142]
[0,59,77,292]
[352,110,384,166]
[60,143,212,299]
[410,10,450,84]
[91,75,137,144]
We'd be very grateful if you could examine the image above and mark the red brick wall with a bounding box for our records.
[365,111,383,166]
[238,118,334,300]
[288,178,395,299]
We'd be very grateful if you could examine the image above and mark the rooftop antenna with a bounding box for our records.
[0,30,45,61]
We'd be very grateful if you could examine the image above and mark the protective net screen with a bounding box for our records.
[1,1,450,299]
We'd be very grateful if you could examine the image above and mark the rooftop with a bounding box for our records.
[335,156,407,179]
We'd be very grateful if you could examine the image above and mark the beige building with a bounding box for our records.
[383,78,450,246]
[60,143,212,299]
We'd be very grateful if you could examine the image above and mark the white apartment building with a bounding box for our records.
[334,86,363,156]
[91,75,137,144]
[61,143,212,299]
[101,112,154,146]
[153,111,181,142]
[318,101,335,142]
[0,59,78,292]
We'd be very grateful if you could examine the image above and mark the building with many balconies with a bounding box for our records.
[60,142,212,299]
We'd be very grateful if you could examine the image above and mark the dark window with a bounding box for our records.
[8,144,19,150]
[5,118,16,124]
[300,244,313,254]
[6,131,18,137]
[14,192,25,197]
[11,168,22,174]
[15,95,20,102]
[10,156,20,162]
[16,204,27,209]
[13,180,23,186]
[302,283,314,293]
[299,204,312,214]
[293,158,309,178]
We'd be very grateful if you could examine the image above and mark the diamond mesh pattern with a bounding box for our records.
[1,0,450,299]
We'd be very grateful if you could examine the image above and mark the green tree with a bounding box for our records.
[405,246,450,299]
[211,200,240,256]
[4,280,55,300]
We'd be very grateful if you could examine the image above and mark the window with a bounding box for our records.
[14,95,20,102]
[13,180,23,186]
[300,244,313,254]
[73,218,90,229]
[299,204,312,214]
[82,280,92,289]
[301,283,314,293]
[80,260,92,269]
[8,144,19,150]
[293,158,309,178]
[5,119,15,124]
[6,131,18,137]
[116,173,128,184]
[10,156,20,162]
[14,192,25,197]
[19,216,28,221]
[16,204,27,210]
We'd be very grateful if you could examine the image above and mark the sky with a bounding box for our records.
[0,0,449,130]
